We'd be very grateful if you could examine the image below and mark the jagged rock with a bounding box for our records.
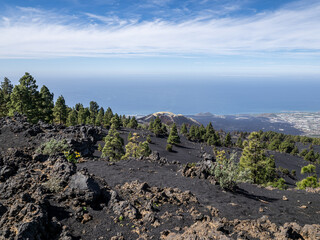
[149,151,160,161]
[112,201,138,220]
[0,202,48,240]
[65,168,102,205]
[0,165,15,181]
[181,159,215,181]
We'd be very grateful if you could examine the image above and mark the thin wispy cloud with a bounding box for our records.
[0,1,319,59]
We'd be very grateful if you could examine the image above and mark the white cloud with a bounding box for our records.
[0,2,320,59]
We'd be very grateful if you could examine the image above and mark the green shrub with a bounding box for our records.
[291,170,296,177]
[36,139,69,155]
[300,149,308,157]
[267,178,287,190]
[187,162,196,168]
[64,150,80,164]
[278,167,290,176]
[146,135,152,143]
[42,177,64,193]
[301,164,316,175]
[213,151,251,190]
[304,150,316,162]
[138,141,152,157]
[291,147,299,156]
[166,144,173,152]
[296,176,319,190]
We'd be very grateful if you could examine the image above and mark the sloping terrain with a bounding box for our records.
[189,114,303,135]
[0,115,320,240]
[139,112,200,126]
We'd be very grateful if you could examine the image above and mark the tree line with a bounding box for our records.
[0,73,138,128]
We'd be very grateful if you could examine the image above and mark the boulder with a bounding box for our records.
[65,169,101,205]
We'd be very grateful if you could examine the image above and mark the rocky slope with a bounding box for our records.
[0,115,320,240]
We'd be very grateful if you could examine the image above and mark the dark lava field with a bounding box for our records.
[0,115,320,240]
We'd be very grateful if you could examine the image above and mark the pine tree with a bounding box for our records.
[224,132,232,147]
[53,95,67,124]
[95,107,104,126]
[8,73,40,122]
[180,123,188,135]
[77,105,87,125]
[167,123,180,145]
[75,103,83,111]
[150,116,167,137]
[84,108,91,124]
[66,109,78,126]
[204,122,215,141]
[0,77,13,117]
[101,125,124,161]
[240,132,276,184]
[138,141,151,157]
[1,77,13,96]
[103,107,114,128]
[236,137,243,148]
[39,85,54,123]
[128,116,138,129]
[89,101,99,125]
[304,149,316,162]
[111,113,121,129]
[148,118,154,130]
[199,124,206,140]
[122,115,129,127]
[127,132,133,142]
[188,125,196,140]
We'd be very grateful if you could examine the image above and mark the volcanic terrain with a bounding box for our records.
[0,115,320,240]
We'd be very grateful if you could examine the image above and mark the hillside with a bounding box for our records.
[189,113,304,135]
[0,115,320,239]
[139,111,200,126]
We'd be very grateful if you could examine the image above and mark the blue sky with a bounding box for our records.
[0,0,320,82]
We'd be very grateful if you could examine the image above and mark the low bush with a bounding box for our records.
[267,178,287,190]
[64,150,81,164]
[36,139,69,155]
[166,144,173,152]
[213,151,251,190]
[296,176,319,190]
[278,167,290,176]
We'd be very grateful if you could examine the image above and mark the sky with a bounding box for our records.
[0,0,319,81]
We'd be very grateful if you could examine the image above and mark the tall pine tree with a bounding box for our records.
[167,123,180,145]
[240,132,276,184]
[66,108,78,126]
[53,95,67,124]
[103,107,113,128]
[101,124,124,161]
[0,77,13,117]
[180,123,188,135]
[39,85,54,123]
[95,107,104,126]
[89,101,99,125]
[8,73,40,123]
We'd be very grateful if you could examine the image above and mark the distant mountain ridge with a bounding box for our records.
[138,111,200,126]
[138,111,320,136]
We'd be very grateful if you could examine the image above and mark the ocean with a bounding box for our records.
[46,78,320,116]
